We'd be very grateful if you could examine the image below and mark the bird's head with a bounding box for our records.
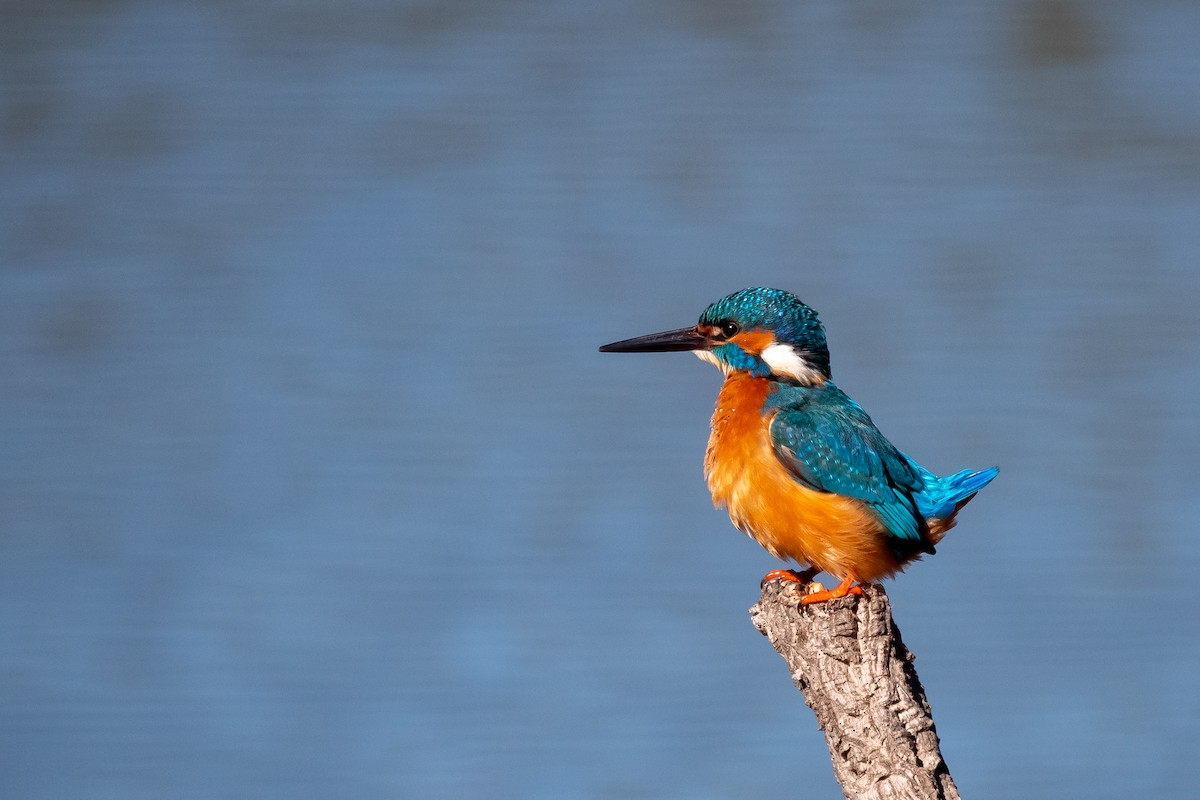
[600,287,831,384]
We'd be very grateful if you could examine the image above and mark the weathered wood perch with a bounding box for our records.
[750,580,960,800]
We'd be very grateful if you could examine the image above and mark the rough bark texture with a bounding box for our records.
[749,580,960,800]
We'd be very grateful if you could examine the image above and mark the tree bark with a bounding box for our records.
[749,580,960,800]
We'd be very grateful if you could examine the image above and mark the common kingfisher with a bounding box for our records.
[600,287,998,605]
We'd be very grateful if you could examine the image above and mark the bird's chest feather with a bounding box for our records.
[703,374,895,578]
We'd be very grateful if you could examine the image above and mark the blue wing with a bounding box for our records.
[767,383,932,551]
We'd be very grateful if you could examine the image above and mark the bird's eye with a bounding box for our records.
[719,321,740,339]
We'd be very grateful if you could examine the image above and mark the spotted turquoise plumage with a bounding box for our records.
[767,382,931,553]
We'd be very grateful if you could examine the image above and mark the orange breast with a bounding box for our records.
[703,374,905,582]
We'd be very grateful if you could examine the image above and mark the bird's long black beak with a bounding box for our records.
[599,326,710,353]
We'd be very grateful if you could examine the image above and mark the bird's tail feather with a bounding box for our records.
[910,463,999,523]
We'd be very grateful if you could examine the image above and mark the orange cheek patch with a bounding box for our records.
[728,331,775,355]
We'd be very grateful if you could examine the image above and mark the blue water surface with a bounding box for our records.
[2,2,1199,798]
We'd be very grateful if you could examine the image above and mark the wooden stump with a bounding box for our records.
[750,580,960,800]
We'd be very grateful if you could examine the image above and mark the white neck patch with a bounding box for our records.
[693,349,733,376]
[761,343,824,385]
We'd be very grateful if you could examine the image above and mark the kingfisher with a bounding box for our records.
[600,287,998,604]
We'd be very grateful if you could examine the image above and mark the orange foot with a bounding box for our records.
[800,575,864,606]
[760,567,819,589]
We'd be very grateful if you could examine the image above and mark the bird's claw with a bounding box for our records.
[799,576,864,606]
[760,567,820,589]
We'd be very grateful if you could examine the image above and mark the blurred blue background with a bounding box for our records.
[2,1,1198,798]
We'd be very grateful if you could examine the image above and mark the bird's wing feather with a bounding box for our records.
[769,390,928,545]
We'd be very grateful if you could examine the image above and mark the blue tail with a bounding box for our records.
[907,460,999,522]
